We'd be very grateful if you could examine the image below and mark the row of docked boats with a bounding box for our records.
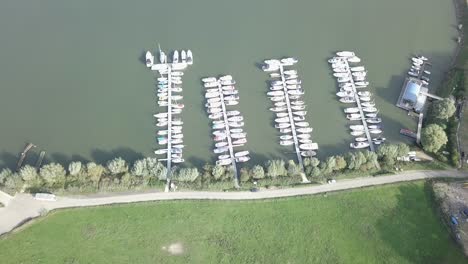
[408,55,431,85]
[330,52,386,149]
[203,75,251,166]
[148,46,194,73]
[263,58,318,157]
[150,48,193,165]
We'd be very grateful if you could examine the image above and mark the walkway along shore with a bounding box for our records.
[0,170,467,237]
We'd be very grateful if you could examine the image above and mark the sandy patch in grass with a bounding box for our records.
[162,242,184,256]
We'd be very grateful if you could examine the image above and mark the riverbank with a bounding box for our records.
[0,181,466,263]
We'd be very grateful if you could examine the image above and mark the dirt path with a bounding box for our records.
[1,169,468,236]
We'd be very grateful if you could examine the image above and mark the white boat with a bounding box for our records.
[328,57,343,63]
[286,79,301,85]
[333,68,347,73]
[291,105,306,110]
[352,71,367,77]
[293,111,307,116]
[223,90,238,96]
[202,77,217,83]
[280,128,292,133]
[145,51,154,67]
[220,75,233,81]
[276,112,289,117]
[223,86,236,91]
[355,85,367,89]
[181,50,187,63]
[172,104,184,109]
[264,59,280,65]
[337,77,351,83]
[236,156,250,163]
[275,123,291,129]
[336,91,354,97]
[225,100,239,106]
[271,80,283,86]
[366,118,381,124]
[408,71,418,77]
[301,150,316,157]
[270,107,287,112]
[295,122,309,127]
[297,127,313,133]
[208,108,222,114]
[412,57,424,64]
[275,117,290,123]
[281,57,298,64]
[229,122,244,128]
[340,97,356,103]
[173,144,184,149]
[208,97,221,103]
[280,135,293,140]
[361,102,375,107]
[299,143,318,150]
[287,85,301,90]
[299,139,312,144]
[209,113,223,119]
[297,134,311,139]
[172,134,184,139]
[214,134,227,141]
[336,51,355,57]
[157,130,168,135]
[350,142,369,149]
[275,102,287,107]
[231,133,247,139]
[232,138,247,145]
[228,116,244,122]
[353,76,366,81]
[288,90,304,95]
[369,129,382,134]
[355,137,367,142]
[346,113,361,120]
[234,151,249,157]
[231,128,243,133]
[350,130,364,136]
[350,125,365,131]
[365,113,378,118]
[204,82,219,88]
[280,140,294,146]
[270,73,281,78]
[206,102,222,108]
[205,92,220,98]
[154,113,168,118]
[186,50,193,65]
[270,96,285,102]
[216,142,228,148]
[173,121,183,126]
[172,95,183,100]
[359,96,371,102]
[216,159,232,166]
[351,66,365,72]
[218,154,230,160]
[172,158,185,163]
[291,101,304,106]
[158,45,167,64]
[172,88,183,93]
[224,95,239,101]
[171,139,183,144]
[227,110,240,116]
[355,81,369,86]
[154,149,167,155]
[334,72,349,78]
[347,56,361,63]
[270,86,283,91]
[362,107,377,113]
[368,125,381,130]
[173,50,179,63]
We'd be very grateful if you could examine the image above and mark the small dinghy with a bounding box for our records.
[301,150,316,157]
[299,143,319,150]
[366,118,382,124]
[295,122,310,127]
[216,159,232,166]
[297,134,311,139]
[280,140,294,146]
[355,137,367,142]
[350,142,369,149]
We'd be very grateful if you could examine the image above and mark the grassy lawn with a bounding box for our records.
[0,182,465,264]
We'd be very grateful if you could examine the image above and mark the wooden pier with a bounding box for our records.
[278,64,304,169]
[16,143,36,171]
[341,58,375,152]
[216,80,240,187]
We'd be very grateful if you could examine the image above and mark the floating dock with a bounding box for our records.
[340,58,376,152]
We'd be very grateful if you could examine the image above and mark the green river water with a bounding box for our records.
[0,0,457,169]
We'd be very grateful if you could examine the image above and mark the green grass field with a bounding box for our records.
[0,182,465,264]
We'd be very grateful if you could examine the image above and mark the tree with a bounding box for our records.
[212,165,225,181]
[240,168,251,182]
[265,160,287,178]
[309,158,320,168]
[310,167,323,182]
[431,98,456,120]
[396,143,410,158]
[354,152,366,170]
[174,168,199,182]
[0,168,13,186]
[251,165,265,180]
[86,162,106,187]
[287,160,301,177]
[421,124,448,153]
[19,165,38,183]
[320,156,336,175]
[377,144,399,166]
[107,157,128,175]
[334,156,347,171]
[68,161,82,176]
[40,163,66,188]
[345,153,356,170]
[202,163,213,183]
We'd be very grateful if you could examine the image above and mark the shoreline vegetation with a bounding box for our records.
[0,143,450,195]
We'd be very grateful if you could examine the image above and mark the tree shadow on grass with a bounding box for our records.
[375,182,465,263]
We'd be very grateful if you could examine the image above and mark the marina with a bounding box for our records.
[148,46,193,187]
[203,75,250,187]
[263,58,318,173]
[329,52,385,151]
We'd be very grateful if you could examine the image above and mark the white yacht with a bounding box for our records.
[347,56,361,63]
[145,51,154,67]
[181,50,187,63]
[173,50,179,63]
[350,142,370,149]
[336,51,355,57]
[186,50,193,65]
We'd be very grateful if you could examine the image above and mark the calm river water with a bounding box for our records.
[0,0,457,169]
